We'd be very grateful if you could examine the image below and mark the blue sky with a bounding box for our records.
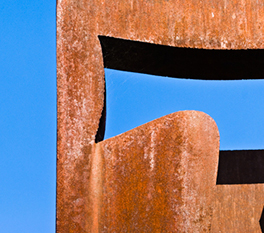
[105,69,264,150]
[0,1,56,232]
[1,0,264,232]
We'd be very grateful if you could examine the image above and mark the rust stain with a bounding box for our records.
[89,144,104,232]
[97,111,219,232]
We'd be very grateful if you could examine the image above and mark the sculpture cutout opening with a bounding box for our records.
[99,36,264,185]
[99,36,264,147]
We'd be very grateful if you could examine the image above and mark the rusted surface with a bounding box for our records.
[212,151,264,233]
[211,184,264,232]
[56,0,105,231]
[95,111,219,232]
[57,0,264,52]
[57,0,264,231]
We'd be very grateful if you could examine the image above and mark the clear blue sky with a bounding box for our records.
[0,1,56,232]
[105,69,264,150]
[1,1,264,232]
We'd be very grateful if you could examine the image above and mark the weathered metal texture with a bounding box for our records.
[57,0,264,51]
[212,151,264,233]
[57,0,104,231]
[57,0,264,232]
[96,111,219,232]
[211,184,264,232]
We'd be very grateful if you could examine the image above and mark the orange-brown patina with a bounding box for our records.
[97,111,219,232]
[57,0,264,232]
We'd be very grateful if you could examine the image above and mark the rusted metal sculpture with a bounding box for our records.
[57,0,264,232]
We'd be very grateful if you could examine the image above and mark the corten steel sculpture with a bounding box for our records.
[57,0,264,232]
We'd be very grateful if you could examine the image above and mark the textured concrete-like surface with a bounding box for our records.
[95,111,219,232]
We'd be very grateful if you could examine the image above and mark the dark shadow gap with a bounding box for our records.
[99,35,264,80]
[217,150,264,184]
[95,84,106,143]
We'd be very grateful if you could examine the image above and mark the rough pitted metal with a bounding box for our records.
[57,0,264,232]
